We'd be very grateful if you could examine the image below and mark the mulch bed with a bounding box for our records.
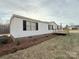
[0,33,57,56]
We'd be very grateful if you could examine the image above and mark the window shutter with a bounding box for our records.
[23,20,26,31]
[36,23,38,30]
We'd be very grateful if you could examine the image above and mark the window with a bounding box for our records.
[27,21,31,30]
[23,20,38,31]
[48,25,54,30]
[23,20,26,31]
[31,22,36,30]
[31,22,38,30]
[52,25,54,30]
[50,25,52,30]
[57,26,59,30]
[48,25,50,30]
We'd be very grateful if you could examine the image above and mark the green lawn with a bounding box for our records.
[0,33,79,59]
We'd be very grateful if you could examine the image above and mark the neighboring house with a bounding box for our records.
[10,14,59,38]
[69,25,79,30]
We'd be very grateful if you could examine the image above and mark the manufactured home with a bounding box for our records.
[10,14,59,38]
[68,25,79,30]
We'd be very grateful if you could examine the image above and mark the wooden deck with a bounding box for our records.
[54,31,67,35]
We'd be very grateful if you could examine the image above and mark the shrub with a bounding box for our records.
[0,35,10,44]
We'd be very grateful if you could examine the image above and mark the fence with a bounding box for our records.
[0,24,10,34]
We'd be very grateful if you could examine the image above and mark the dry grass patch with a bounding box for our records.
[0,33,79,59]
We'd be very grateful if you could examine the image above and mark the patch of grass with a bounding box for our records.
[0,33,79,59]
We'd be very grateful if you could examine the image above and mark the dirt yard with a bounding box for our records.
[0,33,79,59]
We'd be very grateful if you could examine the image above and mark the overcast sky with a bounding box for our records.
[0,0,79,26]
